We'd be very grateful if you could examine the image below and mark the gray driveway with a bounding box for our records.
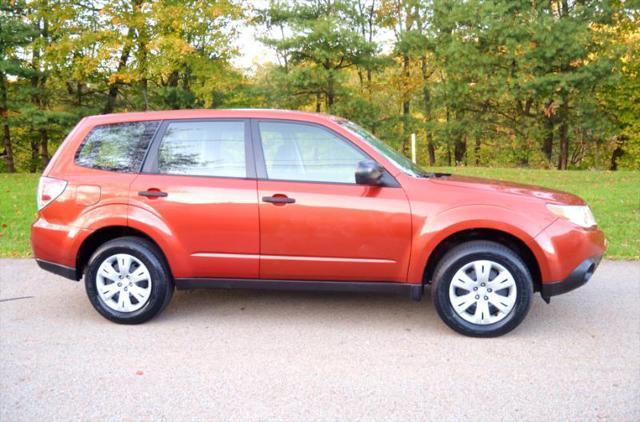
[1,259,639,421]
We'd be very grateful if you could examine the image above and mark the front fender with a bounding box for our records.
[407,205,553,283]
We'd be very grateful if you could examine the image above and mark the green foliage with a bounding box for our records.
[258,0,379,110]
[0,0,638,173]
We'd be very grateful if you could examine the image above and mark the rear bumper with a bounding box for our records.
[541,255,602,300]
[35,259,78,281]
[31,217,91,280]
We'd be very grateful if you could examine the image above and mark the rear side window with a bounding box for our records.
[75,121,160,172]
[157,121,246,178]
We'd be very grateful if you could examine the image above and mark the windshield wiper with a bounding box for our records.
[419,171,450,178]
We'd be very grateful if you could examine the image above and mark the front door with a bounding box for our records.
[130,119,259,279]
[254,120,412,282]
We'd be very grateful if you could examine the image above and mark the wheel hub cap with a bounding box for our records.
[449,260,517,325]
[96,253,152,313]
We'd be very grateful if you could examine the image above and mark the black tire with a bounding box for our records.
[431,240,533,337]
[84,236,174,324]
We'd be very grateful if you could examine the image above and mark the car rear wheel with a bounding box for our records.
[84,236,173,324]
[431,240,533,337]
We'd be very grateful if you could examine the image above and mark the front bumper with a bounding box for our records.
[540,255,602,301]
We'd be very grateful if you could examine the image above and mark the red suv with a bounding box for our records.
[31,110,606,336]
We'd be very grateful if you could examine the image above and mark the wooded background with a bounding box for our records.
[1,0,639,173]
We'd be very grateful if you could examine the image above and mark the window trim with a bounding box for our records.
[74,120,162,173]
[141,118,256,180]
[250,119,400,187]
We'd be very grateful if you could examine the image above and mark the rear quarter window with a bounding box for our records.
[75,121,160,172]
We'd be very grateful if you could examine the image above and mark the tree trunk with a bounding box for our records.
[401,53,411,154]
[556,2,571,170]
[103,10,138,114]
[556,98,569,170]
[453,111,466,164]
[138,21,149,111]
[0,72,15,172]
[454,136,466,164]
[427,141,435,166]
[326,71,335,109]
[474,135,481,165]
[543,115,554,162]
[181,63,193,108]
[77,81,84,106]
[609,140,624,171]
[421,56,435,165]
[30,138,38,173]
[31,16,46,172]
[557,124,569,170]
[39,128,49,166]
[279,24,289,73]
[366,1,374,100]
[357,69,364,93]
[141,78,148,110]
[446,106,452,166]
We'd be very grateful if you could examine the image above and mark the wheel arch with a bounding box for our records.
[422,228,543,293]
[76,226,171,280]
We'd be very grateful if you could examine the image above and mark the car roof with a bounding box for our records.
[83,109,341,126]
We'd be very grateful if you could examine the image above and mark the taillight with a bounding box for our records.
[37,176,67,211]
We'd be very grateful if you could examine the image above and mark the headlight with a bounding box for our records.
[546,204,597,228]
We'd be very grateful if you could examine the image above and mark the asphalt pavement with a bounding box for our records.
[1,259,639,421]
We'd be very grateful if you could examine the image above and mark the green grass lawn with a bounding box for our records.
[1,169,638,259]
[0,173,40,257]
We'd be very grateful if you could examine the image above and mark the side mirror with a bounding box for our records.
[355,160,384,186]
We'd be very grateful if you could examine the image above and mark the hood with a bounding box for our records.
[430,175,584,205]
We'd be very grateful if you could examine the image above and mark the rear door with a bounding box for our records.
[129,119,259,279]
[253,120,412,282]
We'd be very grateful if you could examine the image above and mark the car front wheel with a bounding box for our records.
[431,240,533,337]
[84,236,174,324]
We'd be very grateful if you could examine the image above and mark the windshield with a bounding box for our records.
[338,120,431,177]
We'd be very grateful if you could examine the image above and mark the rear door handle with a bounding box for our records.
[139,190,168,198]
[262,195,295,204]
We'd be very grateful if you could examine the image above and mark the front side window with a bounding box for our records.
[259,121,367,183]
[75,121,160,172]
[157,121,246,178]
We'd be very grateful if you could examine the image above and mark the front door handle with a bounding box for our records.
[139,190,168,198]
[262,195,295,204]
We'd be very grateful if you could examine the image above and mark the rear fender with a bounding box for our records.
[127,205,189,278]
[73,203,128,230]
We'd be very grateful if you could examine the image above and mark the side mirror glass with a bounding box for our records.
[355,160,384,186]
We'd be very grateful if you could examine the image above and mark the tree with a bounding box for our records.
[0,2,34,172]
[260,0,378,111]
[1,0,637,172]
[596,6,640,170]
